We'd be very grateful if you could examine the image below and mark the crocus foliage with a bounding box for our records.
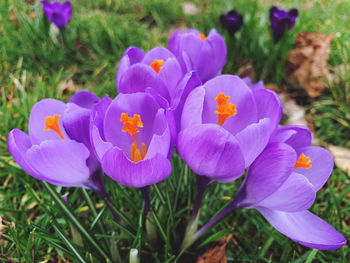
[169,28,226,83]
[177,75,282,183]
[90,92,172,188]
[7,91,104,193]
[231,126,346,250]
[41,1,73,29]
[220,10,243,36]
[270,6,298,43]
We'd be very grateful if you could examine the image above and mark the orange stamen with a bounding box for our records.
[150,59,164,73]
[294,153,312,169]
[199,33,206,41]
[120,113,147,162]
[44,114,65,139]
[214,92,237,126]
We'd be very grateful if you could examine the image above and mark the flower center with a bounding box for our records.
[120,113,147,163]
[214,92,237,126]
[150,59,164,73]
[44,114,65,139]
[199,33,206,41]
[294,153,311,169]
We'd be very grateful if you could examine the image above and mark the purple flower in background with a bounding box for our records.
[90,92,172,189]
[41,1,72,29]
[195,126,346,250]
[220,10,243,36]
[270,6,298,43]
[168,28,227,83]
[7,91,105,194]
[177,75,282,183]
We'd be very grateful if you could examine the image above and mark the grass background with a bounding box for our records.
[0,0,349,262]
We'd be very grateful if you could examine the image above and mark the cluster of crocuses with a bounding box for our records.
[8,6,346,253]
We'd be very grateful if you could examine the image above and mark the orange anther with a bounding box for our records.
[199,33,206,41]
[294,153,312,169]
[214,92,237,126]
[120,113,147,163]
[44,114,65,139]
[150,59,164,73]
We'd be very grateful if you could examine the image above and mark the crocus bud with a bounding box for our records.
[220,10,243,36]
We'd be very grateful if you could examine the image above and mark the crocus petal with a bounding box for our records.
[197,29,226,82]
[26,139,90,186]
[242,77,264,90]
[235,118,272,167]
[256,172,316,212]
[102,147,171,188]
[90,95,112,140]
[181,86,205,130]
[63,103,91,148]
[29,99,69,144]
[69,90,100,109]
[294,146,334,191]
[158,57,183,100]
[141,47,176,65]
[257,208,346,250]
[116,47,145,88]
[118,63,170,101]
[243,143,297,204]
[288,9,299,29]
[172,71,202,132]
[91,124,113,161]
[252,88,282,131]
[7,129,40,179]
[144,108,170,159]
[168,29,181,56]
[272,126,312,148]
[202,75,258,135]
[178,33,203,70]
[177,124,245,181]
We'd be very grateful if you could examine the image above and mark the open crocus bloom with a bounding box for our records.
[177,75,282,183]
[41,1,72,29]
[168,28,227,83]
[116,46,186,105]
[7,91,104,193]
[231,126,346,250]
[270,6,298,43]
[90,92,172,188]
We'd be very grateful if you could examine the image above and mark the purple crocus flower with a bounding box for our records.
[41,1,72,29]
[116,46,202,151]
[7,91,105,194]
[168,28,227,83]
[90,92,172,189]
[194,126,346,250]
[270,6,298,43]
[220,10,243,36]
[177,75,282,184]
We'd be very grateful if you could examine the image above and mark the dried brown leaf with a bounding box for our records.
[329,145,350,177]
[287,31,333,98]
[182,2,200,15]
[237,62,255,80]
[196,234,232,263]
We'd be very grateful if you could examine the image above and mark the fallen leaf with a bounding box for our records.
[182,2,199,15]
[196,234,232,263]
[29,12,37,20]
[9,9,17,24]
[328,145,350,176]
[287,31,333,97]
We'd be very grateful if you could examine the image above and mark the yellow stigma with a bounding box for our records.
[150,59,164,73]
[214,92,237,126]
[294,153,312,169]
[120,113,147,162]
[44,114,65,139]
[199,33,206,41]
